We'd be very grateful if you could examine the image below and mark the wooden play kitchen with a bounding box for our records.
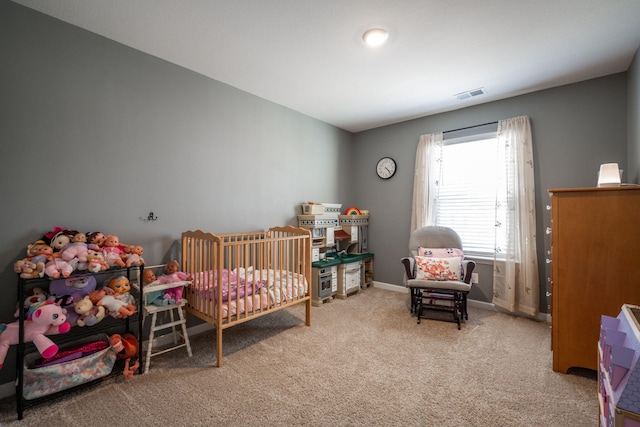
[298,203,374,306]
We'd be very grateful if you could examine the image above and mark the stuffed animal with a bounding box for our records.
[107,276,135,305]
[109,333,139,360]
[43,227,77,253]
[86,250,109,273]
[158,260,190,284]
[49,275,97,325]
[74,296,106,327]
[157,260,190,304]
[142,269,169,306]
[101,235,127,268]
[27,240,54,265]
[13,259,44,280]
[60,232,90,270]
[13,240,53,279]
[89,288,136,319]
[86,231,106,248]
[49,274,97,302]
[109,333,139,379]
[42,227,78,279]
[44,257,74,279]
[123,357,140,379]
[142,269,157,285]
[107,275,131,295]
[14,287,51,318]
[41,233,77,278]
[0,301,71,369]
[124,245,145,267]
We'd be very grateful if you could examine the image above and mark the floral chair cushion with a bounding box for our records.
[414,256,462,281]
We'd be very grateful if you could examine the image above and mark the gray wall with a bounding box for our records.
[0,2,352,382]
[353,74,629,313]
[629,46,640,184]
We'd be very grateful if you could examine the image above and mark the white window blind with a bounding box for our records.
[435,131,505,258]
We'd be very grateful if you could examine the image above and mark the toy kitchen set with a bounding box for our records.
[298,203,374,306]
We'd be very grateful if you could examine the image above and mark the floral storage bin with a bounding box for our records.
[23,333,116,400]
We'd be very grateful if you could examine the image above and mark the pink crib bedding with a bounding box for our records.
[191,268,264,302]
[189,267,308,319]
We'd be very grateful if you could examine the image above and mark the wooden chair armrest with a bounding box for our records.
[462,260,476,284]
[401,257,415,280]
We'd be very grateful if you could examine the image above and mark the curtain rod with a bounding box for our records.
[443,120,498,134]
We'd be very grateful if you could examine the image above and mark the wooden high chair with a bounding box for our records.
[141,265,193,373]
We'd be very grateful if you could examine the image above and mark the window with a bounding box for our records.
[434,127,506,258]
[415,116,538,314]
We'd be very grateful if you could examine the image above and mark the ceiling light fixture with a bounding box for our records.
[362,28,388,47]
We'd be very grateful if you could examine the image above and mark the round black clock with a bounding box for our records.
[376,157,397,179]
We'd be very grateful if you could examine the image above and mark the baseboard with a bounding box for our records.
[467,299,495,311]
[372,281,408,293]
[146,322,215,353]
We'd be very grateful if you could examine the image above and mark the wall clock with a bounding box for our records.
[376,157,397,179]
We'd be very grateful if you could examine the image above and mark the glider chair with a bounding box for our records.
[401,226,476,329]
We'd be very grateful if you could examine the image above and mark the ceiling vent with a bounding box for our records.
[455,87,486,101]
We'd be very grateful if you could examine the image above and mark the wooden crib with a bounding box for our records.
[181,226,312,367]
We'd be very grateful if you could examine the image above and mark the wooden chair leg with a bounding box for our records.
[455,292,462,330]
[410,287,418,314]
[413,289,467,329]
[463,293,469,320]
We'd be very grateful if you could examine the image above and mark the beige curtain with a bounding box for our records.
[410,132,443,231]
[492,116,539,316]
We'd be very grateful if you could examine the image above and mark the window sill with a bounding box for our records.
[466,256,494,266]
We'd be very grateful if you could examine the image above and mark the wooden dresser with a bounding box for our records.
[549,186,640,373]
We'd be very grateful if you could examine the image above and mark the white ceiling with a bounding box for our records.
[12,0,640,133]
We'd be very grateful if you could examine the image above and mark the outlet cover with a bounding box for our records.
[471,273,479,284]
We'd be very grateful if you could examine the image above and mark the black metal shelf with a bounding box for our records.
[15,266,144,420]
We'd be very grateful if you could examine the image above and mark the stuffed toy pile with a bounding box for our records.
[11,227,145,328]
[14,226,146,279]
[2,227,147,374]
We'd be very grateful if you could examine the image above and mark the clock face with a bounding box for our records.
[376,157,396,179]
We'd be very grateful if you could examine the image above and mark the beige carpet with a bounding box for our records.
[0,287,596,426]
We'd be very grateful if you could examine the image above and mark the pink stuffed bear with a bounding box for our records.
[0,301,71,369]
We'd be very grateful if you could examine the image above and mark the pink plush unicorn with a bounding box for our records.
[0,301,71,369]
